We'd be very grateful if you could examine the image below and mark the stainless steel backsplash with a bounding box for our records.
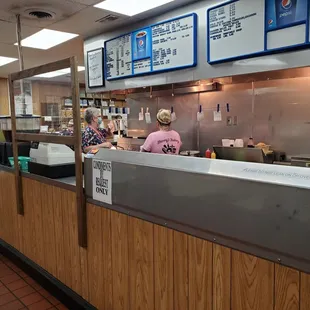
[128,77,310,157]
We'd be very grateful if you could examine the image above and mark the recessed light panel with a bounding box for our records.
[16,29,78,50]
[94,0,174,16]
[35,66,85,78]
[0,56,18,67]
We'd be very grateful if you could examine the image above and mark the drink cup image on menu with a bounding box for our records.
[276,0,297,26]
[136,31,147,58]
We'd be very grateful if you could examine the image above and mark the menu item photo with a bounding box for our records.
[132,28,151,61]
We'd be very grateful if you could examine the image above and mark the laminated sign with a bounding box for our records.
[92,160,112,204]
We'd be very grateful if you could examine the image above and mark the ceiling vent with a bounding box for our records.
[96,14,119,23]
[23,8,56,20]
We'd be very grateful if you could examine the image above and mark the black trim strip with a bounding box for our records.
[0,164,76,192]
[0,239,95,310]
[21,172,76,192]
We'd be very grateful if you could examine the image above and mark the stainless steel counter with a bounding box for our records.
[84,150,310,273]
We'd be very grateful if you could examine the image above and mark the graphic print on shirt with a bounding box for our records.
[158,138,179,154]
[162,144,177,154]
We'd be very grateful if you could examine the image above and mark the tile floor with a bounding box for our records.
[0,253,68,310]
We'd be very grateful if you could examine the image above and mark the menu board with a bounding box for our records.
[105,34,132,80]
[208,0,265,63]
[105,13,197,81]
[265,0,308,50]
[152,15,196,72]
[207,0,310,64]
[87,48,104,88]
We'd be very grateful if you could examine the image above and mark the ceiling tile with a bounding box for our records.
[49,6,126,36]
[69,0,103,5]
[0,0,87,27]
[0,21,41,44]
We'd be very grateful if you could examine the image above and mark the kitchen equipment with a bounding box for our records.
[117,137,146,151]
[29,142,84,178]
[247,137,255,148]
[180,150,200,157]
[235,139,244,148]
[222,139,230,147]
[291,156,310,168]
[213,146,264,163]
[0,115,41,131]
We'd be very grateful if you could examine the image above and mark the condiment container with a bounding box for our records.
[205,149,211,158]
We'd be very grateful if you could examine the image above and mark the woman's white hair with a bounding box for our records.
[84,107,100,124]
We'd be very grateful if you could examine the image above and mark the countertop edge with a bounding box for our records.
[0,165,76,192]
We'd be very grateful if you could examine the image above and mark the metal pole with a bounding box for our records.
[251,81,255,138]
[16,14,26,115]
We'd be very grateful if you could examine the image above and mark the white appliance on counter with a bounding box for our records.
[29,143,84,179]
[30,143,75,165]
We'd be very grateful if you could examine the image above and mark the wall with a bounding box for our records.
[0,78,9,115]
[32,81,72,116]
[127,76,310,157]
[1,171,310,310]
[0,79,72,116]
[84,0,310,92]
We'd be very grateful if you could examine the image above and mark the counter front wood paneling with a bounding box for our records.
[1,173,310,310]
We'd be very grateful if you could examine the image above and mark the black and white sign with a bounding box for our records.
[92,160,112,204]
[104,13,197,80]
[87,48,105,88]
[207,0,264,63]
[105,34,132,80]
[152,15,196,72]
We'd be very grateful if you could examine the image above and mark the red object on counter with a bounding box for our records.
[205,149,211,158]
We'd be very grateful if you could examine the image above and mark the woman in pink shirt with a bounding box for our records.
[141,109,182,155]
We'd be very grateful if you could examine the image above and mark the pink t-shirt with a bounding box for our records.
[141,130,182,155]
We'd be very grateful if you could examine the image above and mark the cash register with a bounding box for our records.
[29,142,82,178]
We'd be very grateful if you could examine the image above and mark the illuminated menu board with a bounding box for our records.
[105,13,197,81]
[207,0,310,64]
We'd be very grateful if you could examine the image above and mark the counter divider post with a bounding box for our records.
[8,77,24,215]
[70,56,87,248]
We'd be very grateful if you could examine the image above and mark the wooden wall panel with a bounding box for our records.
[111,211,129,310]
[275,265,300,310]
[65,190,82,296]
[101,207,113,309]
[174,231,189,310]
[87,203,105,310]
[154,225,174,310]
[213,244,231,310]
[1,178,310,310]
[60,189,73,289]
[301,272,310,310]
[128,216,154,310]
[52,186,66,285]
[79,246,89,301]
[232,251,274,310]
[0,172,18,249]
[40,182,57,277]
[188,235,213,310]
[21,179,40,263]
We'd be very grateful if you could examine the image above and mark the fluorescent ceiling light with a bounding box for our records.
[15,29,78,50]
[94,0,174,16]
[35,66,85,78]
[0,56,18,67]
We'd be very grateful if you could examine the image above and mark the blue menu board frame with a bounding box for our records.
[104,13,198,81]
[207,0,310,65]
